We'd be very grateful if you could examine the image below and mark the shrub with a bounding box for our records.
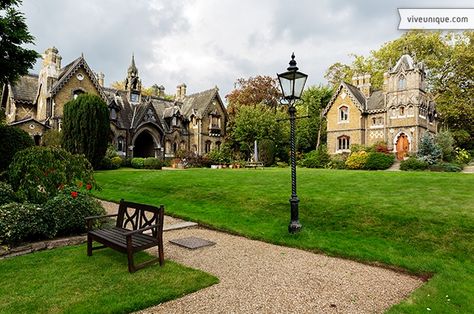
[455,148,471,165]
[364,152,395,170]
[328,153,348,169]
[345,151,369,169]
[0,202,57,245]
[131,158,145,169]
[0,181,17,206]
[143,157,162,169]
[429,162,462,172]
[207,148,232,165]
[374,142,390,154]
[276,161,288,168]
[0,125,34,171]
[8,147,95,204]
[43,187,105,236]
[41,129,62,148]
[436,130,455,161]
[111,156,123,168]
[62,94,110,168]
[301,146,330,168]
[418,133,441,165]
[400,157,429,171]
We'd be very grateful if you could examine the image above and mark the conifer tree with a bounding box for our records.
[62,94,110,169]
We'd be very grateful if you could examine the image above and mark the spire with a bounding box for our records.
[128,53,138,75]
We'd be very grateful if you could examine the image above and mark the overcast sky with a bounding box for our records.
[21,0,472,100]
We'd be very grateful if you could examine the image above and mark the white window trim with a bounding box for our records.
[337,105,349,124]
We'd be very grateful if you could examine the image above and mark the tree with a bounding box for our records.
[295,85,333,153]
[226,75,282,115]
[232,104,289,161]
[62,94,110,169]
[0,0,38,85]
[325,30,474,148]
[0,124,34,171]
[110,80,125,90]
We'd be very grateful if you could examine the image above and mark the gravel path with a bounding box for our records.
[99,200,423,313]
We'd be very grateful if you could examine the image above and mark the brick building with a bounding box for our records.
[323,52,437,159]
[1,47,227,158]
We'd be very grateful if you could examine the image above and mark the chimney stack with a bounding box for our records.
[97,72,105,87]
[351,73,371,98]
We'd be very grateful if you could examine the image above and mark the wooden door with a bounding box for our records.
[396,134,409,160]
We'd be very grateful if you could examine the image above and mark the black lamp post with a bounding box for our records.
[277,53,308,234]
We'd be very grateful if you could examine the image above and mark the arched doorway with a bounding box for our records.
[396,133,409,160]
[133,131,155,157]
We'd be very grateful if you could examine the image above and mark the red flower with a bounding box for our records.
[86,183,92,191]
[71,191,78,199]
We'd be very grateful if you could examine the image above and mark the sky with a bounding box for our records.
[20,0,472,101]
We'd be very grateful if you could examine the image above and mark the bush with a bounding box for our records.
[364,152,395,170]
[436,130,455,162]
[328,153,348,169]
[43,187,105,236]
[301,146,330,168]
[374,142,390,154]
[131,158,145,169]
[8,147,95,204]
[100,156,122,170]
[400,157,429,171]
[429,162,462,172]
[418,133,441,165]
[41,129,62,147]
[455,148,471,165]
[0,125,34,171]
[345,151,369,169]
[207,148,232,165]
[111,156,123,168]
[0,181,17,206]
[143,158,162,169]
[0,202,57,245]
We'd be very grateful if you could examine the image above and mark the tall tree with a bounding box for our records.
[62,94,110,169]
[226,75,282,115]
[0,0,38,85]
[295,85,333,152]
[325,30,474,148]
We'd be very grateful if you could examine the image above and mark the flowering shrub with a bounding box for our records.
[0,181,17,206]
[0,202,57,245]
[43,186,105,236]
[455,148,471,165]
[345,151,369,169]
[8,147,95,204]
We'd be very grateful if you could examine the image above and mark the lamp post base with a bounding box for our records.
[288,196,302,233]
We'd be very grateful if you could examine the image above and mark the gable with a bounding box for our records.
[323,82,365,117]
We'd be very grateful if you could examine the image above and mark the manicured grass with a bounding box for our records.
[0,244,218,314]
[94,168,474,313]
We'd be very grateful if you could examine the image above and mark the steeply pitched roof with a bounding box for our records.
[181,87,220,118]
[10,74,38,104]
[342,82,366,107]
[366,90,385,112]
[323,82,366,116]
[390,54,415,73]
[50,56,107,101]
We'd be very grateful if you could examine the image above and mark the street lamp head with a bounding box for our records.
[277,53,308,103]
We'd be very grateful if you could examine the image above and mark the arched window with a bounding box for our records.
[337,136,350,151]
[117,136,124,152]
[339,106,349,122]
[110,108,117,120]
[399,106,405,116]
[73,89,85,100]
[398,75,406,90]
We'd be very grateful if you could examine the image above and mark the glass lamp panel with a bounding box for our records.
[293,72,308,98]
[278,74,292,98]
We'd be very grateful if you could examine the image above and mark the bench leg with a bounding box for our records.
[126,237,135,273]
[87,234,92,256]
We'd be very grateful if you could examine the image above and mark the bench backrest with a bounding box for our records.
[116,199,164,238]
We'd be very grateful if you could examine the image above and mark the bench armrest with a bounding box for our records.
[123,223,162,237]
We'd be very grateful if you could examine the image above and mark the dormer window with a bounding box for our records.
[398,75,406,90]
[339,106,349,122]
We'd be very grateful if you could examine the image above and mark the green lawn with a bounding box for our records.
[0,244,218,314]
[94,168,474,313]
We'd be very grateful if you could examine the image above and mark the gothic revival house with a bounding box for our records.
[1,47,228,158]
[323,52,437,159]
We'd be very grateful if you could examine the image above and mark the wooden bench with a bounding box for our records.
[245,161,264,169]
[86,199,164,273]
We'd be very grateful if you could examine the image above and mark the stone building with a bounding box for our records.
[1,47,227,158]
[323,52,437,159]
